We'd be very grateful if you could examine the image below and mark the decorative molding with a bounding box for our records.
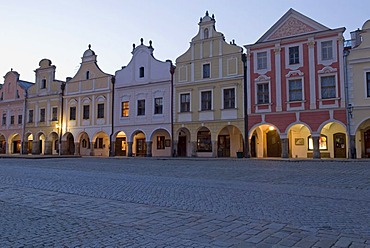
[286,70,304,78]
[318,66,337,74]
[268,17,316,40]
[255,74,271,82]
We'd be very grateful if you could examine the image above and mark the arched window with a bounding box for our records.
[308,135,328,150]
[197,127,212,152]
[139,67,144,78]
[204,28,209,39]
[86,71,90,80]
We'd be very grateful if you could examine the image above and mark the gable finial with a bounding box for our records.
[88,44,91,49]
[11,68,13,71]
[133,43,136,50]
[140,38,143,45]
[212,14,214,19]
[205,10,209,16]
[149,40,152,48]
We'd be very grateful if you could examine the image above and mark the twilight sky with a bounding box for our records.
[0,0,369,82]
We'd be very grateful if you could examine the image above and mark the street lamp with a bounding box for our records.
[241,53,250,158]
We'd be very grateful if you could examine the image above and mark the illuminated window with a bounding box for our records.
[308,135,328,150]
[121,101,129,117]
[157,136,165,149]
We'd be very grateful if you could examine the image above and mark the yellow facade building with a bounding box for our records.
[173,11,245,157]
[61,45,113,156]
[24,59,64,155]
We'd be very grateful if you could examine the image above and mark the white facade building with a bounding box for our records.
[113,39,173,157]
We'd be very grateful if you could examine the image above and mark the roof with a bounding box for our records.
[18,80,34,90]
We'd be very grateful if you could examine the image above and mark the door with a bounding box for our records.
[365,130,370,158]
[136,138,146,157]
[250,135,256,157]
[334,133,346,158]
[177,136,187,157]
[217,135,230,157]
[13,141,21,154]
[267,130,281,157]
[115,137,126,156]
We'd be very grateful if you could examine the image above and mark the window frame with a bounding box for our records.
[157,136,165,150]
[10,115,14,125]
[320,75,336,99]
[39,108,46,123]
[223,88,236,109]
[69,106,76,121]
[257,51,267,70]
[18,114,22,125]
[41,79,47,89]
[121,101,129,117]
[197,129,212,152]
[180,93,190,113]
[289,46,299,65]
[28,109,34,123]
[321,40,333,61]
[256,82,270,104]
[366,72,370,98]
[83,105,90,120]
[202,63,210,79]
[52,107,58,121]
[308,135,328,151]
[139,67,144,78]
[154,97,163,115]
[97,103,104,119]
[288,78,303,102]
[137,99,145,116]
[200,90,212,111]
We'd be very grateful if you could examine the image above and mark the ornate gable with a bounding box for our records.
[257,8,330,43]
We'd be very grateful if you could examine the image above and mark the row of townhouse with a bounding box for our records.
[1,9,370,159]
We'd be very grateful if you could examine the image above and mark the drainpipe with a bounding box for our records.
[169,61,175,157]
[21,89,28,155]
[109,76,115,157]
[59,81,66,156]
[241,53,250,158]
[343,49,355,158]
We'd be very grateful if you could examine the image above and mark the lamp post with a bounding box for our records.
[241,53,250,158]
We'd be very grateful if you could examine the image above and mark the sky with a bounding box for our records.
[0,0,369,82]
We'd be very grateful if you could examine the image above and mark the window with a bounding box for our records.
[97,103,104,118]
[321,41,333,60]
[10,116,14,125]
[121,101,129,117]
[40,108,45,122]
[180,93,190,112]
[321,76,336,99]
[157,136,165,149]
[137,100,145,116]
[82,139,87,148]
[257,83,269,104]
[366,72,370,97]
[288,79,303,101]
[41,79,46,89]
[289,46,299,64]
[154,97,163,115]
[308,135,328,150]
[70,106,76,120]
[86,71,90,80]
[204,28,209,39]
[223,88,235,109]
[83,105,90,120]
[201,91,212,111]
[28,110,33,123]
[52,107,58,121]
[94,138,103,149]
[197,128,212,152]
[2,114,5,125]
[139,67,144,78]
[203,64,210,79]
[18,115,22,125]
[257,52,267,70]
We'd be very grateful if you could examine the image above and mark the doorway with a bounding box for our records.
[217,135,230,157]
[267,130,281,157]
[333,133,346,158]
[136,138,146,157]
[177,135,187,157]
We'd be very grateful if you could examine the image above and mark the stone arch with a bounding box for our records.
[91,131,109,157]
[0,133,6,154]
[150,128,171,157]
[249,124,282,158]
[131,130,146,157]
[216,125,243,158]
[114,131,128,156]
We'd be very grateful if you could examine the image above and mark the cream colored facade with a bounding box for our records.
[347,20,370,158]
[62,46,113,156]
[24,59,64,155]
[173,11,245,157]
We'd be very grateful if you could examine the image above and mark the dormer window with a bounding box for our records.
[204,28,209,39]
[86,71,90,80]
[139,67,144,78]
[41,79,46,89]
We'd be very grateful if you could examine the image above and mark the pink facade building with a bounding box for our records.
[245,9,348,158]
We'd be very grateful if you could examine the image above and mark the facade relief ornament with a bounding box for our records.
[318,66,337,74]
[286,70,304,78]
[255,74,271,82]
[268,17,316,40]
[307,40,315,47]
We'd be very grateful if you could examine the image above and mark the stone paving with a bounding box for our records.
[0,157,369,247]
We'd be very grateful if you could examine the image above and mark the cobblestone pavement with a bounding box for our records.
[0,157,370,247]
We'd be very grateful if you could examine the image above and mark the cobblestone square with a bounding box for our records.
[0,157,369,247]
